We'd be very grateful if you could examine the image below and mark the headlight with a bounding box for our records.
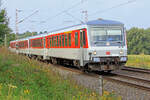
[120,57,127,61]
[93,51,97,55]
[120,51,124,55]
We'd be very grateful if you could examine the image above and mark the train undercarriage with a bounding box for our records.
[25,54,126,73]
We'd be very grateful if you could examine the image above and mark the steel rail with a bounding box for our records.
[103,76,150,92]
[56,65,150,92]
[52,64,150,92]
[37,60,150,92]
[122,66,150,74]
[111,72,150,83]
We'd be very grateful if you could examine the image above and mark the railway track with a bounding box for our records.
[29,59,150,99]
[103,72,150,91]
[122,66,150,74]
[51,64,150,92]
[37,58,150,93]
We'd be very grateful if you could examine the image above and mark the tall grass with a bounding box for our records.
[126,55,150,69]
[0,47,121,100]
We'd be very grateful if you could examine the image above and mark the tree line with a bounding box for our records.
[127,27,150,55]
[0,9,150,55]
[0,9,12,46]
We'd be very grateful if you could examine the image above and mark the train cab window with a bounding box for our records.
[59,35,61,47]
[62,35,64,47]
[75,32,78,47]
[68,33,71,47]
[65,34,68,47]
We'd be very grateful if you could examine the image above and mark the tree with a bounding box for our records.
[17,31,38,39]
[39,31,43,34]
[0,9,12,46]
[127,27,150,55]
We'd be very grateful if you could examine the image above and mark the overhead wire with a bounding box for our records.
[12,0,137,33]
[40,0,89,24]
[39,0,90,32]
[89,0,137,17]
[18,10,39,24]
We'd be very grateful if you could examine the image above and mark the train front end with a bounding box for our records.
[85,20,127,72]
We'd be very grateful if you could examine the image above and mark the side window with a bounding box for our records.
[83,30,86,47]
[62,35,64,47]
[65,34,68,47]
[43,38,45,48]
[80,32,83,47]
[59,35,61,47]
[57,36,59,47]
[69,33,71,47]
[40,39,43,47]
[52,36,54,47]
[31,38,43,48]
[75,32,78,47]
[50,37,52,47]
[54,36,56,47]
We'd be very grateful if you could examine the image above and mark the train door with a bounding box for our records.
[79,28,88,67]
[79,29,84,66]
[43,37,48,60]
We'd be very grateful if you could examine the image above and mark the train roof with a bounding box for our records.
[47,19,124,34]
[10,19,124,42]
[86,19,124,26]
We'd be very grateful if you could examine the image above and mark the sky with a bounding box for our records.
[2,0,150,34]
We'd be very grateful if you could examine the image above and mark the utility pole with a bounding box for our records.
[81,0,88,23]
[15,9,19,39]
[15,10,38,39]
[82,10,88,23]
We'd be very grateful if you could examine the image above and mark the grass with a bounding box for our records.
[0,47,122,100]
[126,55,150,69]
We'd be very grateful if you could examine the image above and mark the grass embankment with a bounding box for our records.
[126,55,150,69]
[0,48,121,100]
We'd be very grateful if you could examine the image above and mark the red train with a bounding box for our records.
[10,19,127,72]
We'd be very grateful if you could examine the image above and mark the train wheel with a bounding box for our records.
[106,70,112,73]
[51,58,57,65]
[81,67,91,73]
[80,66,87,73]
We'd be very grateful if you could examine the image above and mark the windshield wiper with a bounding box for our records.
[94,41,106,44]
[110,41,122,44]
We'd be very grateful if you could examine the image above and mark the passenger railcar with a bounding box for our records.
[9,19,127,72]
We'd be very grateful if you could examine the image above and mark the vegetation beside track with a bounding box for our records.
[126,55,150,69]
[0,48,121,100]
